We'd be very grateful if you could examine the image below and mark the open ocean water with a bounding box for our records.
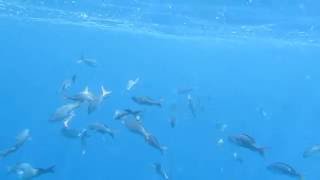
[0,0,320,180]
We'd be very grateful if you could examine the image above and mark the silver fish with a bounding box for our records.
[88,122,114,139]
[77,55,97,67]
[303,144,320,158]
[8,163,55,180]
[132,96,162,107]
[123,117,149,138]
[50,102,81,123]
[59,74,76,93]
[267,162,303,180]
[228,133,266,157]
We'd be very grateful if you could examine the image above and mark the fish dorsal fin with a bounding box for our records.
[101,86,112,98]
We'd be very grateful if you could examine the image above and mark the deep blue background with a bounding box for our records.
[0,0,320,180]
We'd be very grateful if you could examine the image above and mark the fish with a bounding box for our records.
[0,129,31,160]
[77,55,97,67]
[267,162,303,180]
[61,127,90,155]
[132,96,162,107]
[88,122,114,139]
[228,133,266,157]
[59,74,76,93]
[153,163,170,180]
[127,77,139,91]
[65,87,96,103]
[49,102,81,123]
[113,109,142,121]
[303,144,320,158]
[145,133,167,154]
[123,117,149,138]
[87,86,111,114]
[187,94,196,118]
[8,163,55,180]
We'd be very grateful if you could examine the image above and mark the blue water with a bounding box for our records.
[0,0,320,180]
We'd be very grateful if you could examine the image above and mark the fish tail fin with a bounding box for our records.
[258,147,268,157]
[101,86,112,98]
[45,165,55,173]
[38,165,55,175]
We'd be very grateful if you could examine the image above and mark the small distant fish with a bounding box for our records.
[8,163,55,180]
[232,152,244,163]
[187,94,196,118]
[65,86,96,103]
[49,102,81,124]
[127,77,139,91]
[303,144,320,158]
[61,127,90,155]
[169,116,176,128]
[88,122,115,139]
[153,163,170,180]
[0,129,31,160]
[177,87,193,95]
[145,133,167,155]
[123,117,149,138]
[114,109,142,121]
[59,74,76,93]
[87,86,112,114]
[267,162,303,180]
[77,55,97,67]
[132,96,162,107]
[228,133,267,157]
